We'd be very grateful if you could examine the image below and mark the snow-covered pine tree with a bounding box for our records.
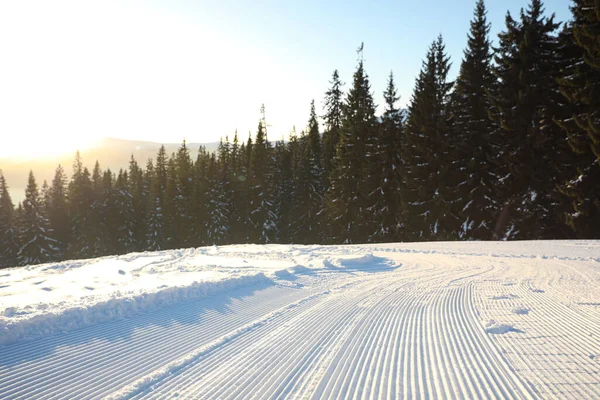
[249,114,277,244]
[294,101,325,244]
[193,146,210,246]
[174,141,195,247]
[372,72,405,242]
[89,161,107,257]
[0,172,19,268]
[205,152,230,244]
[68,153,95,258]
[489,0,567,239]
[403,36,457,240]
[128,155,147,251]
[100,169,119,255]
[452,0,499,240]
[46,165,70,259]
[114,170,135,253]
[272,139,294,243]
[556,0,600,237]
[146,146,168,251]
[327,45,378,244]
[322,70,344,181]
[230,133,251,244]
[17,171,57,265]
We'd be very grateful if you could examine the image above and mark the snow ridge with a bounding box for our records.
[0,273,269,346]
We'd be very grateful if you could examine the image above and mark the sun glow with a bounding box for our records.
[0,1,317,160]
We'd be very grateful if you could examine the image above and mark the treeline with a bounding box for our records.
[0,0,598,268]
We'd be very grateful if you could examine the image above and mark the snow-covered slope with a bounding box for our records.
[1,241,599,398]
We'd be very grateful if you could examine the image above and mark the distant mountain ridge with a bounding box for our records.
[0,137,219,203]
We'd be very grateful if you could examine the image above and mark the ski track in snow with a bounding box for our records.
[1,241,600,399]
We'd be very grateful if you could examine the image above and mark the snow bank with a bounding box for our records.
[0,273,268,346]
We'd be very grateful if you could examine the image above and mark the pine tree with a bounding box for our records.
[273,138,294,242]
[47,165,70,259]
[403,36,457,240]
[373,72,405,241]
[556,0,600,237]
[249,112,277,243]
[174,141,195,247]
[322,70,345,179]
[230,132,249,244]
[0,171,19,268]
[489,0,566,239]
[193,146,210,246]
[100,169,119,255]
[452,0,499,239]
[89,161,107,257]
[205,153,230,244]
[114,170,135,253]
[128,155,146,250]
[147,146,168,250]
[165,156,179,249]
[68,152,95,258]
[17,171,56,265]
[327,45,378,244]
[293,101,325,243]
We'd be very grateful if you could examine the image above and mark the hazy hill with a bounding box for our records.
[0,137,219,203]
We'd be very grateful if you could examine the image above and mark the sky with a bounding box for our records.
[0,0,572,159]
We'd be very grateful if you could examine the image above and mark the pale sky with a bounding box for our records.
[0,0,571,159]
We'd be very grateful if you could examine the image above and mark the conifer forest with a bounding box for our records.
[1,0,599,268]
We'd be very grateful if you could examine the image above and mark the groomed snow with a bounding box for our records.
[1,240,600,399]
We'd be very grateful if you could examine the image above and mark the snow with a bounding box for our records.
[1,240,600,398]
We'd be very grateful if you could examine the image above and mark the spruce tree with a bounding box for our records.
[373,72,405,242]
[47,165,70,259]
[249,115,277,243]
[17,171,56,265]
[128,155,147,251]
[327,45,378,244]
[174,141,195,247]
[0,172,19,268]
[205,153,230,244]
[403,36,457,240]
[293,101,325,243]
[230,132,249,244]
[147,146,168,250]
[557,0,600,237]
[452,0,499,239]
[322,70,344,179]
[489,0,566,239]
[114,170,135,253]
[68,153,95,258]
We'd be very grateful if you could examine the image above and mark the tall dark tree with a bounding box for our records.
[68,153,95,258]
[230,132,250,243]
[147,146,168,250]
[327,45,379,244]
[47,165,70,259]
[205,152,230,244]
[372,72,405,241]
[557,0,600,237]
[292,101,326,243]
[128,155,147,251]
[0,172,19,268]
[17,171,56,265]
[452,0,499,239]
[403,36,457,240]
[489,0,566,239]
[177,142,196,247]
[114,170,135,253]
[322,69,345,179]
[249,114,277,243]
